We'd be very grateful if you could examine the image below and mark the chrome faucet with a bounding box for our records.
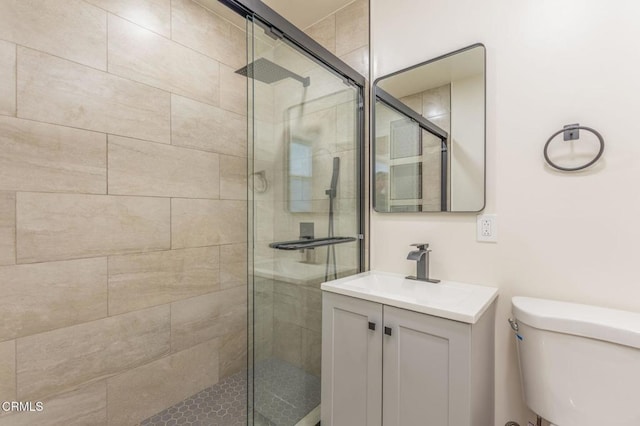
[406,243,440,283]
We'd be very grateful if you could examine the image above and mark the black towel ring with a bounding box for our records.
[543,125,605,172]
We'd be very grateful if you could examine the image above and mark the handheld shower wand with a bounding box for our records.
[326,157,339,199]
[325,157,340,281]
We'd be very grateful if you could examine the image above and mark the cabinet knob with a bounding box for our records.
[368,321,376,331]
[384,326,392,336]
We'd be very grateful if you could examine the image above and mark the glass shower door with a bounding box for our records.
[244,17,363,426]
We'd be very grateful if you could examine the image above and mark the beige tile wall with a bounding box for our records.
[0,258,108,341]
[106,339,220,425]
[0,0,107,70]
[171,94,246,156]
[0,117,107,194]
[17,305,171,400]
[0,340,15,402]
[86,0,171,37]
[0,0,247,424]
[17,47,172,144]
[0,192,15,266]
[16,192,171,263]
[306,0,370,77]
[108,246,221,315]
[0,40,16,117]
[107,135,220,199]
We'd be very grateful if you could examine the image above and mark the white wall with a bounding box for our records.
[371,0,640,424]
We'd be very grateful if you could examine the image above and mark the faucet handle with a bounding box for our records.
[410,243,430,250]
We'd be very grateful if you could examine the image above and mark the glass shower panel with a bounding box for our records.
[246,17,362,426]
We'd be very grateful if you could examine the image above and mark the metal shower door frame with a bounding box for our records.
[217,1,367,424]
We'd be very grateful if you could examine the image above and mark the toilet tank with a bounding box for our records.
[512,297,640,426]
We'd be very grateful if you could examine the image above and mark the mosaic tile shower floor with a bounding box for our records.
[140,358,320,426]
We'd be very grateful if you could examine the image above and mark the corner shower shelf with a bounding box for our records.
[269,237,357,250]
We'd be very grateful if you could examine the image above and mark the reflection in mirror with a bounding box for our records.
[373,44,485,212]
[285,89,358,214]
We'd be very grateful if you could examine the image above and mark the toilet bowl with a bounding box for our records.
[511,296,640,426]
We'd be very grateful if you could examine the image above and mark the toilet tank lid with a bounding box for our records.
[512,297,640,349]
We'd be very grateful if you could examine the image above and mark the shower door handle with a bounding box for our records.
[368,321,376,331]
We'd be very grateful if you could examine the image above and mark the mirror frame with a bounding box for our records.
[372,43,486,213]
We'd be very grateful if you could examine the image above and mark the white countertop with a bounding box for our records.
[321,270,499,324]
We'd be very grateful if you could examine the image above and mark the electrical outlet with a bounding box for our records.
[477,214,497,242]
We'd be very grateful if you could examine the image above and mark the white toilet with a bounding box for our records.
[511,296,640,426]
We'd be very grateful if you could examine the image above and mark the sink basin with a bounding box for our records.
[321,270,498,323]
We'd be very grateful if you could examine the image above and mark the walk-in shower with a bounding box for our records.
[223,0,366,424]
[138,1,364,424]
[246,24,363,426]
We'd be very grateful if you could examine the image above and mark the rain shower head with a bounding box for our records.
[235,58,310,87]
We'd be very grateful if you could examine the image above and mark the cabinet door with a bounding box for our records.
[383,306,471,426]
[322,292,383,426]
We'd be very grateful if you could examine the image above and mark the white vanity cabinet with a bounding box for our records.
[321,271,498,426]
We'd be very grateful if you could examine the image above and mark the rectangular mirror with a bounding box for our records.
[373,44,485,212]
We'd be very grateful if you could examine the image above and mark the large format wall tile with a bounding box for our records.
[171,94,246,157]
[301,329,321,376]
[107,339,219,426]
[17,48,170,144]
[0,192,15,266]
[219,327,246,378]
[220,243,247,289]
[108,246,220,315]
[253,277,274,362]
[0,116,106,194]
[220,154,246,200]
[340,45,369,80]
[107,339,219,425]
[16,305,170,400]
[219,64,247,116]
[0,381,106,426]
[0,0,106,69]
[170,286,246,352]
[16,193,170,263]
[273,282,302,327]
[273,318,302,368]
[108,15,219,105]
[0,258,107,341]
[0,40,16,116]
[108,135,220,198]
[171,0,245,69]
[0,340,15,401]
[85,0,171,37]
[306,15,336,54]
[335,0,368,57]
[171,199,246,248]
